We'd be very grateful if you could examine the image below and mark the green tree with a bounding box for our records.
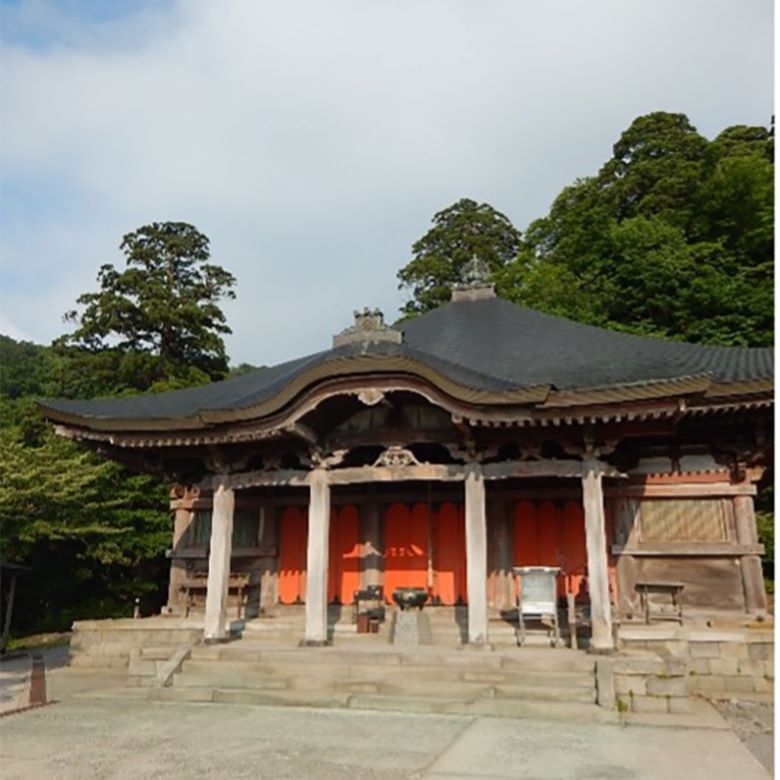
[58,222,237,395]
[0,423,170,633]
[506,112,773,347]
[598,112,708,229]
[0,221,240,637]
[397,199,521,316]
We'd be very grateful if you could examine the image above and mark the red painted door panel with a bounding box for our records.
[513,500,539,566]
[560,500,587,599]
[328,504,361,604]
[513,498,614,602]
[433,502,466,605]
[384,502,429,602]
[536,501,560,568]
[278,506,307,604]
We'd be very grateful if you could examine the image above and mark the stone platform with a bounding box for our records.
[63,609,774,721]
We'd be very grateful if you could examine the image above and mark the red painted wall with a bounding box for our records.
[513,499,616,602]
[433,502,467,605]
[328,504,361,604]
[278,506,307,604]
[384,502,429,602]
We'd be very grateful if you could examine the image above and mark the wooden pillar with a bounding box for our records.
[734,495,767,615]
[488,496,513,612]
[203,481,235,642]
[465,464,488,644]
[582,461,613,652]
[361,499,382,590]
[167,504,193,613]
[613,498,640,618]
[258,506,278,614]
[304,469,331,645]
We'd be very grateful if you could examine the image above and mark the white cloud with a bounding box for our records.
[0,312,35,343]
[0,0,773,365]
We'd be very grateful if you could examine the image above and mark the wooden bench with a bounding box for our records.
[180,573,251,618]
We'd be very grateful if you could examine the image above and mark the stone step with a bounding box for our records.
[126,675,166,688]
[127,657,158,676]
[173,662,594,703]
[346,693,605,721]
[147,686,352,708]
[175,670,291,691]
[90,682,605,723]
[193,641,589,664]
[352,678,594,702]
[148,684,602,720]
[71,629,202,646]
[68,655,128,670]
[139,647,176,661]
[224,647,593,674]
[178,658,594,689]
[492,684,596,704]
[499,653,594,674]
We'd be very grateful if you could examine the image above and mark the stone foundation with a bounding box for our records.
[611,653,690,714]
[69,618,211,670]
[617,627,774,699]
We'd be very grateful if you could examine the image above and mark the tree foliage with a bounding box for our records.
[0,337,171,633]
[400,114,772,348]
[397,199,522,316]
[58,222,236,395]
[0,222,239,635]
[502,112,773,346]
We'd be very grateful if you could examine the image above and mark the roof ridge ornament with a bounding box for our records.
[451,255,496,302]
[333,307,403,348]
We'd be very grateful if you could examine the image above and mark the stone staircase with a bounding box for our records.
[71,608,604,720]
[149,640,599,719]
[240,604,552,649]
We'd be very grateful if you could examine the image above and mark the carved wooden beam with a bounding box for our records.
[284,422,319,448]
[196,457,623,491]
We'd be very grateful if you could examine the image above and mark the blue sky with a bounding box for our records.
[0,0,170,45]
[0,0,773,366]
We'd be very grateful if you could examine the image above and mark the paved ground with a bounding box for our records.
[0,645,70,714]
[0,666,770,779]
[0,655,31,715]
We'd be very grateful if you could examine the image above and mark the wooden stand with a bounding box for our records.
[636,581,684,624]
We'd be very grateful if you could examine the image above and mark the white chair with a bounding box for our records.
[513,566,561,647]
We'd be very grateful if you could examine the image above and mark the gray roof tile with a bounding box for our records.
[40,297,773,422]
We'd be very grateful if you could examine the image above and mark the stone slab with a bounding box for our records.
[631,694,670,713]
[427,708,766,779]
[646,676,687,696]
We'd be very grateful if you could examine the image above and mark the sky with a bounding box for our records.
[0,0,774,367]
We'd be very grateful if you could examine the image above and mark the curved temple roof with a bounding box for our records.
[39,297,773,432]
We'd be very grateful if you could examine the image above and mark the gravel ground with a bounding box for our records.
[713,699,773,775]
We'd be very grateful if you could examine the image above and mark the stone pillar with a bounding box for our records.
[361,500,382,590]
[304,469,331,645]
[465,464,488,644]
[734,495,767,615]
[203,481,235,642]
[582,461,613,652]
